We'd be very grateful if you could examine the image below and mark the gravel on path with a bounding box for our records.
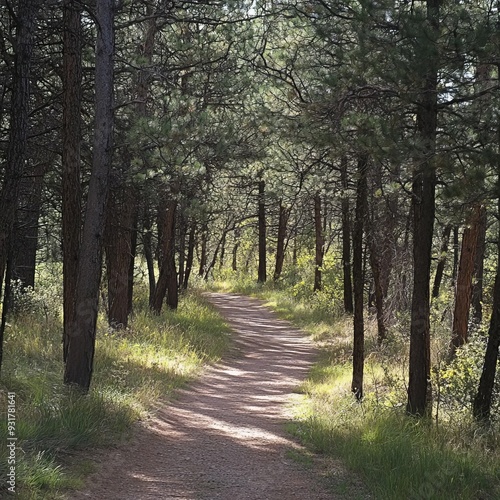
[71,293,365,500]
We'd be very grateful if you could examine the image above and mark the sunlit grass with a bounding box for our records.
[0,285,231,499]
[208,276,500,499]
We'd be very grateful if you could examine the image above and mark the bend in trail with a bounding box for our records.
[73,293,365,499]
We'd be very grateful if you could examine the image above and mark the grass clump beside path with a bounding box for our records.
[0,282,231,500]
[209,277,500,500]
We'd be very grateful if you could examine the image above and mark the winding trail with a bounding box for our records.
[73,293,359,499]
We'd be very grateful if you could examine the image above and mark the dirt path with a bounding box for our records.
[72,293,361,499]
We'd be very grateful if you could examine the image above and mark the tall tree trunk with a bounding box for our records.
[472,209,487,324]
[341,157,354,314]
[0,0,39,373]
[450,205,484,357]
[62,0,82,361]
[258,179,267,283]
[352,154,368,400]
[273,201,288,281]
[432,224,452,298]
[64,0,114,390]
[313,193,324,292]
[152,198,178,313]
[407,0,439,417]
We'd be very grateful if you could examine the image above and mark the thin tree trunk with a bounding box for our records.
[219,232,226,270]
[407,0,439,417]
[432,225,452,299]
[198,224,208,277]
[127,207,138,316]
[341,157,354,314]
[369,244,387,345]
[450,205,484,356]
[258,179,267,283]
[474,191,500,422]
[178,213,186,288]
[183,222,196,289]
[231,228,240,272]
[273,201,288,281]
[452,226,459,286]
[352,154,368,400]
[472,209,487,324]
[142,209,156,307]
[314,193,324,292]
[64,0,114,390]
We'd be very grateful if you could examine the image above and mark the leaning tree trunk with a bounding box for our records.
[473,62,500,423]
[432,224,451,299]
[257,179,267,283]
[183,222,196,289]
[62,0,83,361]
[352,154,368,400]
[0,0,39,373]
[341,157,354,314]
[313,193,324,292]
[407,0,439,417]
[450,205,484,357]
[64,0,114,390]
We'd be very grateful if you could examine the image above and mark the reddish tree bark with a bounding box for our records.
[450,205,485,356]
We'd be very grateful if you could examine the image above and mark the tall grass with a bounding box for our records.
[209,275,500,499]
[0,275,231,499]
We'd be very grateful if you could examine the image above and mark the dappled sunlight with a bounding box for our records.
[74,293,332,500]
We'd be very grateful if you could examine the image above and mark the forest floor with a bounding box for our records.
[70,292,370,500]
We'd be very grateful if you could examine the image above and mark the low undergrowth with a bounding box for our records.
[209,275,500,499]
[0,277,231,499]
